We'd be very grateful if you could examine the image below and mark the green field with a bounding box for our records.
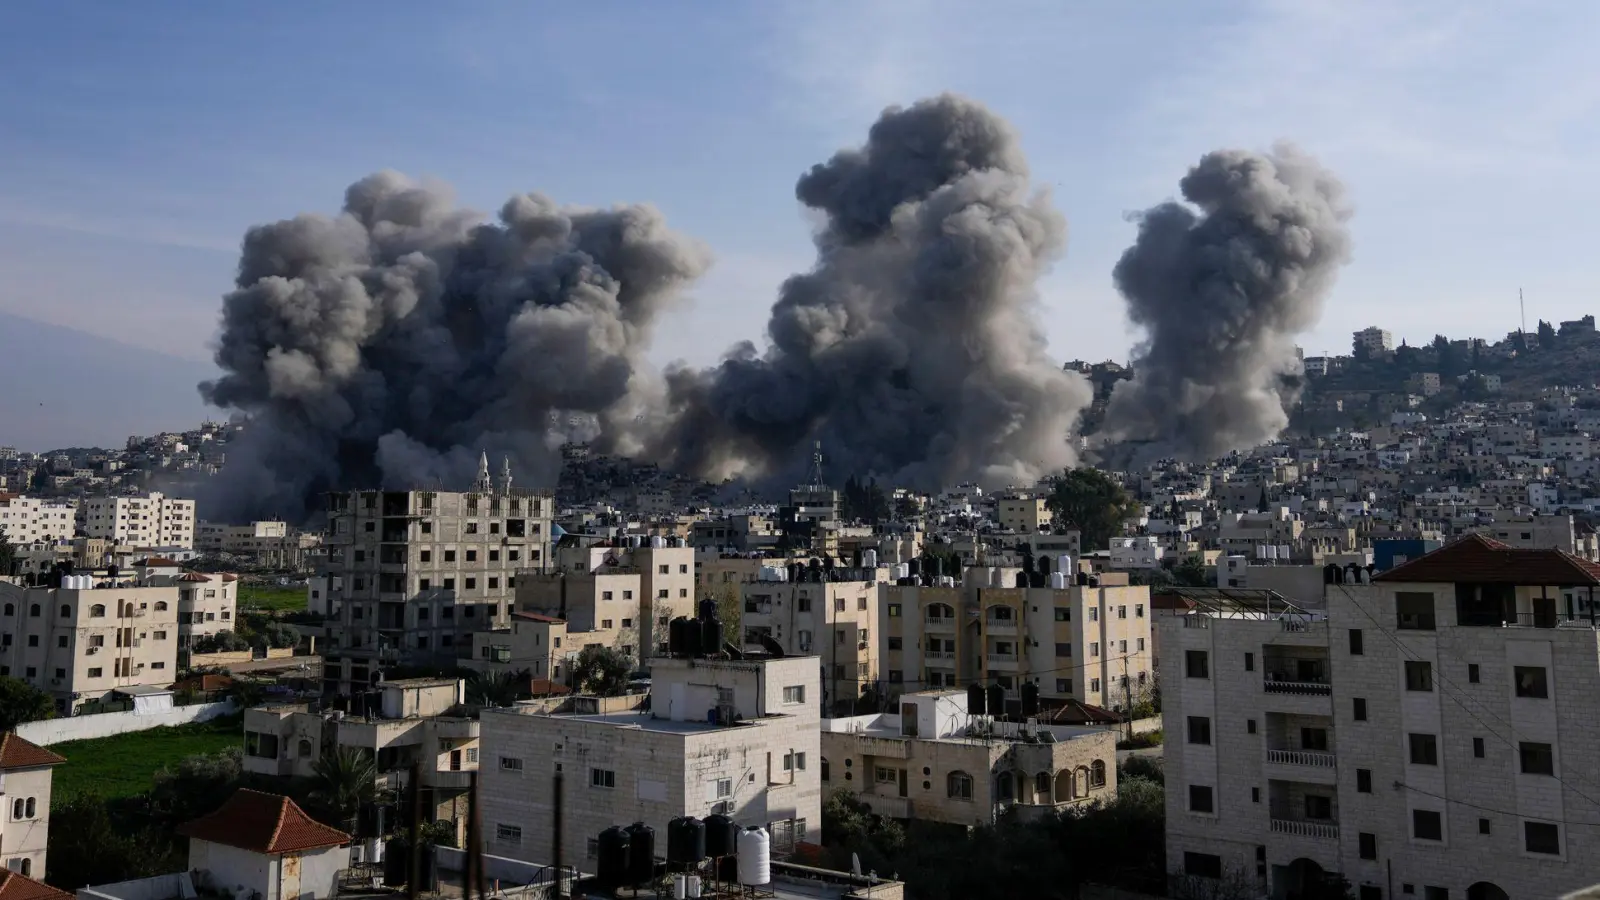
[50,714,243,801]
[237,584,307,612]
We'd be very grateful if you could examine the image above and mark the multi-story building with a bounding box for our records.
[0,495,76,546]
[1161,535,1600,900]
[740,569,880,715]
[881,567,1153,714]
[997,494,1052,534]
[80,492,195,549]
[463,612,569,683]
[196,521,321,570]
[477,653,821,871]
[1352,327,1393,356]
[0,733,65,878]
[0,581,180,714]
[242,677,479,844]
[319,456,554,694]
[172,571,238,649]
[821,689,1117,826]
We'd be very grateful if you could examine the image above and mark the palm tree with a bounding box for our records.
[310,747,385,835]
[466,670,522,708]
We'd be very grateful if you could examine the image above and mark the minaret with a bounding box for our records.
[473,451,492,493]
[497,456,514,495]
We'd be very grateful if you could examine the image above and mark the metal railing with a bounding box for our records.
[1263,678,1331,696]
[1182,616,1211,629]
[926,616,954,628]
[925,650,954,661]
[1266,748,1336,768]
[1271,818,1338,840]
[986,653,1019,663]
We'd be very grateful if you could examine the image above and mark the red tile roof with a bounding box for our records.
[221,573,239,582]
[0,870,72,900]
[512,611,565,624]
[169,673,235,693]
[1039,698,1123,726]
[0,734,65,770]
[138,557,179,567]
[1375,533,1600,586]
[177,571,212,582]
[178,789,349,855]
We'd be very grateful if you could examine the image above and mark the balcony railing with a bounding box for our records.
[925,616,954,629]
[1263,678,1331,696]
[987,653,1019,663]
[1271,818,1338,840]
[1182,616,1210,629]
[1266,748,1336,768]
[925,650,954,661]
[985,620,1018,634]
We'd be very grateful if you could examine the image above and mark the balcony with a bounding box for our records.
[1270,818,1338,840]
[1182,616,1211,629]
[925,616,955,632]
[986,653,1020,670]
[1263,678,1331,696]
[1266,749,1336,768]
[857,793,912,819]
[426,769,476,790]
[925,650,955,664]
[984,620,1018,636]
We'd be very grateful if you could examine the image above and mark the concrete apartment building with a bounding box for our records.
[1161,535,1600,900]
[881,567,1153,715]
[173,571,238,648]
[462,612,569,683]
[477,654,822,871]
[0,495,75,546]
[0,733,65,878]
[243,678,479,842]
[519,538,695,660]
[997,494,1052,534]
[197,520,322,570]
[739,569,880,715]
[0,581,180,714]
[80,492,195,549]
[821,689,1117,827]
[319,458,554,694]
[1353,326,1393,355]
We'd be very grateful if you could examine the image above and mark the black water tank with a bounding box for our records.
[1076,571,1089,586]
[986,683,1004,717]
[681,619,702,658]
[701,618,724,656]
[967,682,987,715]
[907,558,921,578]
[667,816,706,865]
[1037,556,1051,575]
[1014,572,1028,588]
[705,814,738,858]
[1021,681,1040,717]
[1029,571,1046,588]
[668,617,685,656]
[1322,564,1340,585]
[626,822,656,885]
[597,826,631,888]
[699,598,717,621]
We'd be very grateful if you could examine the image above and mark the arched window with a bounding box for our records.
[988,605,1015,622]
[27,605,38,618]
[1090,760,1107,788]
[154,601,169,611]
[1036,771,1052,798]
[947,771,973,800]
[90,604,106,618]
[59,605,70,618]
[24,798,35,819]
[1055,769,1075,803]
[10,799,21,820]
[927,603,954,622]
[2,604,11,616]
[297,739,313,758]
[997,773,1014,801]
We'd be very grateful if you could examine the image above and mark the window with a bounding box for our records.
[1349,628,1364,655]
[1247,719,1257,734]
[421,550,431,562]
[1183,853,1223,879]
[1473,737,1485,758]
[1405,660,1433,692]
[1354,698,1367,721]
[55,636,65,648]
[1090,760,1107,788]
[1054,642,1072,657]
[87,667,101,677]
[1301,727,1329,752]
[1090,642,1100,657]
[489,577,499,589]
[1413,809,1443,841]
[1305,795,1332,820]
[591,768,616,789]
[1185,650,1209,678]
[1137,638,1145,651]
[1186,716,1211,745]
[887,637,902,651]
[496,824,523,846]
[1118,606,1126,619]
[1244,652,1254,671]
[1090,678,1100,692]
[1396,592,1436,630]
[1514,666,1549,698]
[947,771,973,800]
[1054,608,1070,621]
[875,766,897,785]
[1251,787,1260,803]
[1356,769,1372,793]
[465,577,476,590]
[1519,742,1554,776]
[1525,821,1560,855]
[1055,679,1072,693]
[444,550,456,562]
[90,604,105,617]
[499,756,524,773]
[1409,733,1438,766]
[1188,785,1215,814]
[1359,832,1377,860]
[1479,818,1491,835]
[466,522,478,534]
[1467,663,1480,683]
[1136,604,1144,617]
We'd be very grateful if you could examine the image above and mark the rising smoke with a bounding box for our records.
[653,94,1092,488]
[199,172,711,521]
[1097,144,1352,466]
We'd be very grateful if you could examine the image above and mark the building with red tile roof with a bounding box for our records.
[0,869,71,900]
[178,789,349,855]
[180,789,350,900]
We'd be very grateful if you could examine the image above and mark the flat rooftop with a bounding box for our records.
[823,713,1110,746]
[487,707,766,735]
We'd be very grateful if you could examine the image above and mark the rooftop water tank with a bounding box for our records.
[736,827,771,886]
[625,822,656,885]
[597,826,631,888]
[1049,572,1067,589]
[863,549,878,568]
[704,814,738,858]
[652,535,667,549]
[967,682,986,716]
[1057,555,1073,577]
[667,816,706,866]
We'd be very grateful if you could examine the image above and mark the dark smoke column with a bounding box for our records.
[659,94,1092,488]
[200,171,710,522]
[1100,144,1352,463]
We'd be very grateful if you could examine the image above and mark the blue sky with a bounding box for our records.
[2,0,1598,422]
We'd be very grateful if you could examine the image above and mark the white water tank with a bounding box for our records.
[863,549,878,569]
[652,535,667,549]
[687,875,702,898]
[989,567,1003,588]
[673,875,687,899]
[736,827,771,885]
[1050,572,1067,589]
[1057,555,1073,577]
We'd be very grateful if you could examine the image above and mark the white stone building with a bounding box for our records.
[80,492,196,549]
[0,733,64,878]
[177,789,350,900]
[477,654,821,872]
[1161,535,1600,900]
[0,495,75,546]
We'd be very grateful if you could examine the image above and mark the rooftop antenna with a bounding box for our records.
[807,440,826,489]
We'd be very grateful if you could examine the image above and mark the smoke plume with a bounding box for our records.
[654,94,1092,488]
[199,172,710,520]
[1099,144,1352,464]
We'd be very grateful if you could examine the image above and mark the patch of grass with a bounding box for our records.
[51,714,242,801]
[1116,729,1163,750]
[237,584,306,613]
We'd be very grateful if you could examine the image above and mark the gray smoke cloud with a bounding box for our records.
[199,171,711,521]
[653,94,1092,488]
[1099,144,1352,465]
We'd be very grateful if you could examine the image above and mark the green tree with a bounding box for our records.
[0,527,16,578]
[310,747,385,835]
[1539,319,1558,349]
[1172,555,1211,587]
[818,789,904,875]
[47,793,179,890]
[570,645,632,696]
[146,747,245,829]
[466,670,524,707]
[893,493,921,522]
[1045,468,1136,554]
[194,630,251,653]
[0,676,54,730]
